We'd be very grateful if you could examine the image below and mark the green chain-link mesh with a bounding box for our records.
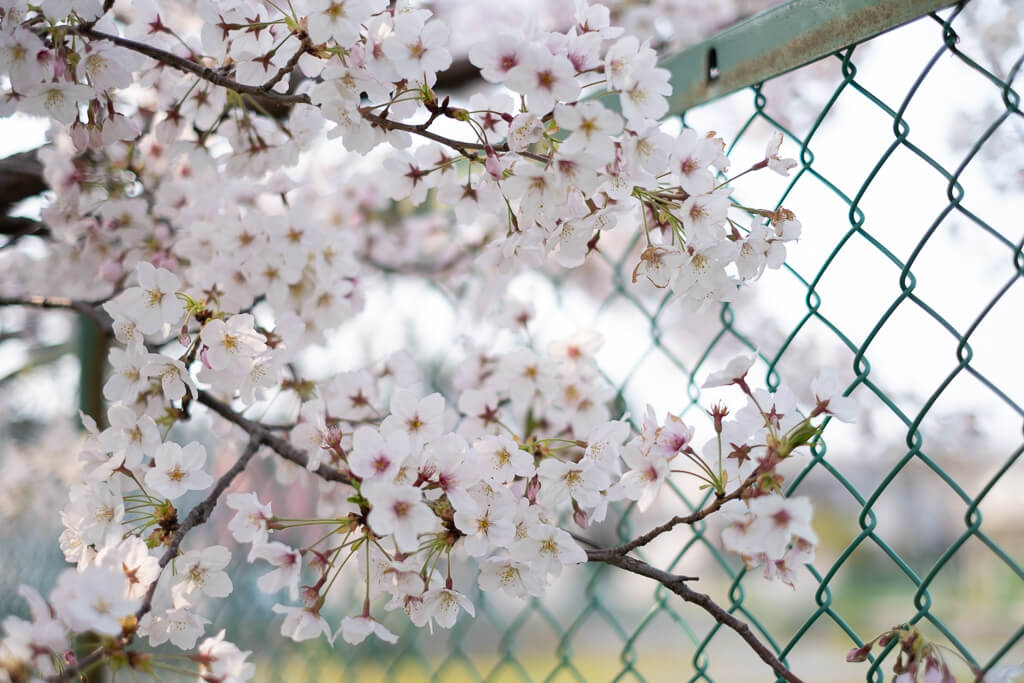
[238,3,1024,680]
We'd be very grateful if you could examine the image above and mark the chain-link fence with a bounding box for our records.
[238,2,1024,681]
[3,1,1018,681]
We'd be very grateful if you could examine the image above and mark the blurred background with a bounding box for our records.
[1,0,1022,680]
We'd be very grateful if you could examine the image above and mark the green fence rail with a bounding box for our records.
[64,1,1010,680]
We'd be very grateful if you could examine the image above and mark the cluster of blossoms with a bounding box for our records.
[0,0,870,681]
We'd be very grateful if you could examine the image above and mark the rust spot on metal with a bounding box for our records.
[669,0,957,113]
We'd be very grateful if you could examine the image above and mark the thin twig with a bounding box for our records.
[49,437,263,682]
[586,473,757,560]
[196,389,356,486]
[588,552,804,683]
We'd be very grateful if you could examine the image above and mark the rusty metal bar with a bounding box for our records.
[662,0,960,113]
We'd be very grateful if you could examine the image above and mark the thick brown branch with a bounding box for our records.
[588,552,804,683]
[0,150,46,214]
[0,294,110,331]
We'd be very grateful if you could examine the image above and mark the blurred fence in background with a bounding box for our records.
[2,0,1022,681]
[275,1,1021,680]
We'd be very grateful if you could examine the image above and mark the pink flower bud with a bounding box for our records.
[846,644,871,663]
[526,475,541,504]
[70,121,90,153]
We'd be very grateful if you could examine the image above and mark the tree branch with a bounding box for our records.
[0,294,110,331]
[195,389,356,486]
[0,149,46,214]
[587,552,804,683]
[50,437,263,683]
[79,27,543,164]
[586,474,757,561]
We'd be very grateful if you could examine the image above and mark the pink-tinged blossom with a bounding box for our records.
[272,603,333,644]
[145,441,213,500]
[721,494,818,564]
[670,128,719,196]
[197,629,255,682]
[337,615,398,645]
[226,492,272,546]
[381,390,445,452]
[349,426,411,482]
[363,482,438,552]
[504,47,580,115]
[617,444,670,512]
[468,33,525,83]
[251,541,302,602]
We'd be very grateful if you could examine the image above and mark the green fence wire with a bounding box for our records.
[241,1,1024,680]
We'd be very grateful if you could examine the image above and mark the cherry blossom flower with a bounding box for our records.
[200,313,267,372]
[145,441,214,500]
[349,426,411,482]
[197,630,255,683]
[810,369,857,422]
[117,262,186,336]
[764,130,798,176]
[381,390,445,452]
[423,587,475,629]
[703,355,756,389]
[337,615,398,645]
[251,541,302,602]
[138,603,211,650]
[363,482,438,552]
[272,603,333,644]
[171,545,233,601]
[505,46,580,115]
[94,536,160,599]
[226,492,273,545]
[381,14,452,86]
[51,566,139,636]
[143,354,197,402]
[512,524,587,576]
[478,556,546,598]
